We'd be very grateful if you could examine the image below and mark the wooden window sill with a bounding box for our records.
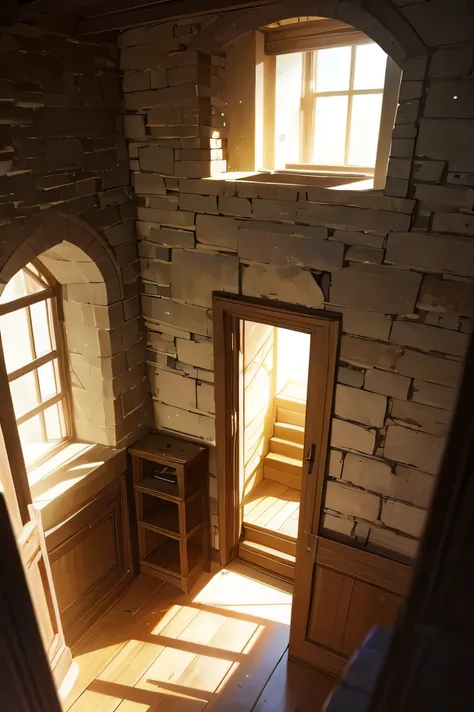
[213,170,375,191]
[31,442,126,531]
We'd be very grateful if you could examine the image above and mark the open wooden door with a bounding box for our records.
[289,326,412,677]
[0,494,63,712]
[0,422,71,689]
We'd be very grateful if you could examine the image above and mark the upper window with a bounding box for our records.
[274,41,388,173]
[0,264,69,470]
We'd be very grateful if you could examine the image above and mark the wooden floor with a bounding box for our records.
[243,480,300,540]
[63,563,334,712]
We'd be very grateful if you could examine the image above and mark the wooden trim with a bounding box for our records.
[16,393,63,427]
[0,287,54,316]
[263,54,276,169]
[316,538,412,598]
[264,18,354,42]
[213,293,339,568]
[286,163,375,176]
[266,30,371,56]
[50,294,74,442]
[0,495,63,712]
[8,351,58,384]
[238,546,295,581]
[344,44,357,166]
[301,51,313,165]
[375,56,402,191]
[23,265,50,290]
[0,336,31,524]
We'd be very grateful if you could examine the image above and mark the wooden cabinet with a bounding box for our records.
[45,468,134,648]
[129,433,209,592]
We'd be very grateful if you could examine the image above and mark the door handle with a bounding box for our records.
[304,443,316,475]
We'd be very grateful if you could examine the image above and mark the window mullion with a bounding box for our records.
[26,304,47,442]
[8,351,58,383]
[16,393,63,428]
[300,51,313,164]
[49,296,73,441]
[344,44,357,167]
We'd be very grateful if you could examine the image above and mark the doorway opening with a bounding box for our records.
[240,323,311,577]
[214,294,339,585]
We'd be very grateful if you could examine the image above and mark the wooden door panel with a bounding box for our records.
[26,556,56,653]
[291,536,411,676]
[0,495,63,712]
[17,509,71,687]
[342,579,402,658]
[306,568,353,651]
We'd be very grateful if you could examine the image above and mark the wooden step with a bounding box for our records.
[269,437,304,461]
[274,421,305,445]
[264,467,302,491]
[275,394,306,414]
[239,540,295,581]
[277,407,305,428]
[264,452,303,477]
[243,523,297,556]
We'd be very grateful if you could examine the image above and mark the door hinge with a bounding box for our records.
[304,443,316,475]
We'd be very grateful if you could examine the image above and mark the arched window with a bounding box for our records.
[0,263,70,471]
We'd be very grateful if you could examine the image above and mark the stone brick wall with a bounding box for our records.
[121,1,474,561]
[0,23,151,449]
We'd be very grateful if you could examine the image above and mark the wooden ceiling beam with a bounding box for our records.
[17,0,95,20]
[78,0,277,35]
[83,0,173,19]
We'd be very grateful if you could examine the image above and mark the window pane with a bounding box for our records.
[19,403,65,469]
[353,43,387,90]
[275,52,303,168]
[10,371,39,420]
[44,403,65,442]
[30,299,53,357]
[313,95,348,166]
[38,360,59,401]
[348,93,384,167]
[18,414,46,469]
[315,46,351,92]
[0,266,46,304]
[0,308,33,374]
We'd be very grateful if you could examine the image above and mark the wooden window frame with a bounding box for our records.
[264,37,401,184]
[0,263,72,474]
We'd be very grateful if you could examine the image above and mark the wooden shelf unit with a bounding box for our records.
[129,432,210,593]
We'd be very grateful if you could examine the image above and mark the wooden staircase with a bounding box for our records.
[240,395,306,581]
[263,395,306,492]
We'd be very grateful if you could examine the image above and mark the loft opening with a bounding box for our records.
[225,17,401,190]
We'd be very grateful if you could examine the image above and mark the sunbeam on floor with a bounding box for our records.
[63,562,294,712]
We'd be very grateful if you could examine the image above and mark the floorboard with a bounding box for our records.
[252,651,336,712]
[64,563,336,712]
[243,480,300,540]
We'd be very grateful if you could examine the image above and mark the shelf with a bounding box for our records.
[142,537,201,578]
[135,476,180,502]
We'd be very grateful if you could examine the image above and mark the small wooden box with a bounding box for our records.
[129,433,210,593]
